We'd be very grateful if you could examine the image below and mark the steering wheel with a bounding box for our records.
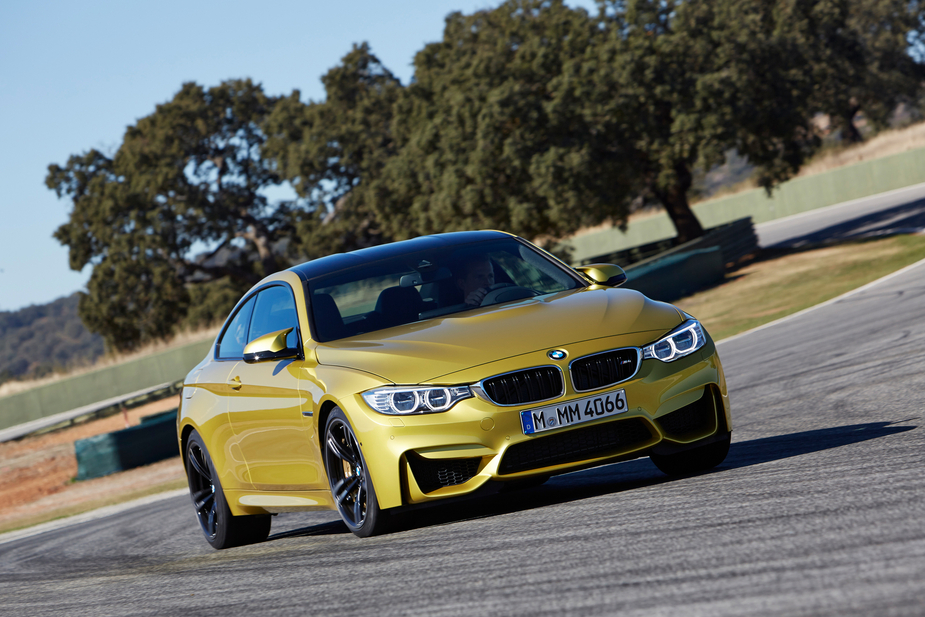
[479,283,536,306]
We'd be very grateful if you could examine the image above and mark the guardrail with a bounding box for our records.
[0,339,211,433]
[582,217,758,269]
[623,247,725,303]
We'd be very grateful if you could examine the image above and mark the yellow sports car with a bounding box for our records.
[178,231,731,548]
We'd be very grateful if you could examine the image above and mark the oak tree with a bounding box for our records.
[371,0,636,249]
[49,80,293,350]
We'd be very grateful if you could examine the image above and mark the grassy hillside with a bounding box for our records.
[0,294,104,386]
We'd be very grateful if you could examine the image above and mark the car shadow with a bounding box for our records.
[268,519,350,540]
[267,420,915,541]
[389,420,916,534]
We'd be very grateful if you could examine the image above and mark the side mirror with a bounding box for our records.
[575,264,627,287]
[243,327,300,363]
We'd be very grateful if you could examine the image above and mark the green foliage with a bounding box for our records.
[591,0,821,241]
[49,80,296,351]
[791,0,925,142]
[0,294,104,386]
[183,277,251,330]
[263,43,402,256]
[372,1,630,245]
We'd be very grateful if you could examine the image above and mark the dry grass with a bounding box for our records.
[0,395,186,534]
[797,121,925,177]
[677,234,925,341]
[0,325,220,399]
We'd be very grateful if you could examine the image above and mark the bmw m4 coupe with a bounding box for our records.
[178,230,731,548]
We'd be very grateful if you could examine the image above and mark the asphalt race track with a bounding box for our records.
[2,261,924,616]
[756,182,925,248]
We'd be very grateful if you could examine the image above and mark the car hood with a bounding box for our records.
[314,287,682,384]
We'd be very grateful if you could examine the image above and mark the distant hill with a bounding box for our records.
[0,294,104,385]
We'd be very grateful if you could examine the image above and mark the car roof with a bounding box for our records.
[288,230,514,282]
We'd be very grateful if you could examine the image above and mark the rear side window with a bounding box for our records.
[216,295,256,359]
[248,285,299,350]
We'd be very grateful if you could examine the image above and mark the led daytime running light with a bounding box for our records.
[643,320,706,363]
[362,386,472,415]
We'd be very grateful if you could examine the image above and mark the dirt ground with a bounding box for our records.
[0,396,188,533]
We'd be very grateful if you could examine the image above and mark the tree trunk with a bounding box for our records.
[654,161,704,244]
[841,116,863,143]
[840,103,863,144]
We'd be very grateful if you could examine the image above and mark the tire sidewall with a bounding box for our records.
[324,407,385,537]
[186,430,236,549]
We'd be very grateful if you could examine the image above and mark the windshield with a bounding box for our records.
[307,238,584,342]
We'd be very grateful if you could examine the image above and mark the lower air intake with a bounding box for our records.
[407,454,481,494]
[656,390,716,438]
[498,418,655,475]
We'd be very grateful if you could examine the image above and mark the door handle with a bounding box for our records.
[229,376,242,391]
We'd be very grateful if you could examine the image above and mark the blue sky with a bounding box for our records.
[0,0,597,313]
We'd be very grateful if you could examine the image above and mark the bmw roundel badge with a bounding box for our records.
[547,349,567,360]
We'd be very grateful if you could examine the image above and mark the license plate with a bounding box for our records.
[520,389,628,435]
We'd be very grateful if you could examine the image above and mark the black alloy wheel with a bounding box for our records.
[185,430,270,549]
[323,408,388,537]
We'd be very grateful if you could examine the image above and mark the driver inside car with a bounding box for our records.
[456,255,495,306]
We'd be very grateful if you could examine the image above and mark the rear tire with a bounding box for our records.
[185,430,271,549]
[650,432,731,476]
[323,408,389,537]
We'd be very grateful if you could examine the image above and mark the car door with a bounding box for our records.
[197,294,257,490]
[225,283,324,490]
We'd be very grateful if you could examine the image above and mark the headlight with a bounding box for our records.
[643,320,706,362]
[362,386,473,415]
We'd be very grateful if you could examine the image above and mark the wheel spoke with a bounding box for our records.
[353,483,365,524]
[192,489,213,512]
[327,433,357,465]
[188,449,211,481]
[206,502,216,536]
[333,476,360,506]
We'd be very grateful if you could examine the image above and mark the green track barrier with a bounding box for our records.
[74,409,179,481]
[0,339,211,431]
[564,146,925,263]
[140,409,177,424]
[623,247,724,303]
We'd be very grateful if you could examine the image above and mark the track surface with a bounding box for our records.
[756,182,925,248]
[3,262,924,616]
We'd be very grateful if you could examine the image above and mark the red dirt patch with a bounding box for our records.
[0,396,187,531]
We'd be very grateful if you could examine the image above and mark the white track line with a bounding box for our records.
[717,255,925,347]
[0,489,188,546]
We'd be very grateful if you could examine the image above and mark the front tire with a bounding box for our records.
[650,432,731,476]
[323,408,388,537]
[185,430,271,549]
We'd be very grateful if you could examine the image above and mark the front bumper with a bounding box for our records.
[345,336,731,510]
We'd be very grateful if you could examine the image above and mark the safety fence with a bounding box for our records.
[0,339,211,432]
